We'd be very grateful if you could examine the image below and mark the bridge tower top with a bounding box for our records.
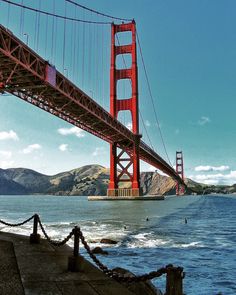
[110,20,139,134]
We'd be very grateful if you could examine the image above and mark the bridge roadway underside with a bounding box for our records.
[0,24,183,185]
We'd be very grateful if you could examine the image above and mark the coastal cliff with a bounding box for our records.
[0,165,235,195]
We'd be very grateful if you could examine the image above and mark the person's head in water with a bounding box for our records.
[185,218,187,224]
[146,217,149,221]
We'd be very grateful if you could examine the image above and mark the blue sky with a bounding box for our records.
[0,0,236,185]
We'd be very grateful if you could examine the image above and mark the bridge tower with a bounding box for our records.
[176,151,185,195]
[107,21,142,197]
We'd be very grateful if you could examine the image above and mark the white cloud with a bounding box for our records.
[126,122,132,131]
[59,144,68,152]
[0,160,14,169]
[195,165,229,172]
[190,170,236,185]
[0,130,19,141]
[58,127,85,138]
[198,116,210,126]
[92,147,106,157]
[22,144,42,154]
[145,120,151,127]
[0,150,12,159]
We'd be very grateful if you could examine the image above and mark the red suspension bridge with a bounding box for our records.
[0,0,185,196]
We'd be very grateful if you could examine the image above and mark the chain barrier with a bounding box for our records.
[0,214,35,227]
[78,227,168,283]
[78,228,114,275]
[0,214,184,287]
[38,218,74,247]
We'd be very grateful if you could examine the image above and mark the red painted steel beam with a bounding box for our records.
[0,24,184,185]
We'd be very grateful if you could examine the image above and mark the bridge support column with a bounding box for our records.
[107,21,142,197]
[108,143,118,194]
[176,151,185,195]
[132,135,141,193]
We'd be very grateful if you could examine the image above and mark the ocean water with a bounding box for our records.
[0,194,235,295]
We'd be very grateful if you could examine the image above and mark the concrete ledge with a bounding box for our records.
[0,231,136,295]
[88,195,165,201]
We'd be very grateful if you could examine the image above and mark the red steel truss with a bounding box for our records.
[0,24,184,188]
[176,151,185,195]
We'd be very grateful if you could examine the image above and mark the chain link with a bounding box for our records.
[38,218,74,246]
[0,214,35,227]
[78,228,167,283]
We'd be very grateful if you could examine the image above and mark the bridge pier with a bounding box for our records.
[107,188,142,197]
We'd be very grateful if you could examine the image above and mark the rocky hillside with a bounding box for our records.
[0,165,235,195]
[0,165,109,195]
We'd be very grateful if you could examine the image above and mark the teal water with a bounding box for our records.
[0,194,235,294]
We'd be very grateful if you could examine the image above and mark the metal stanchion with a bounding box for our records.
[166,264,184,295]
[68,226,82,272]
[30,214,40,244]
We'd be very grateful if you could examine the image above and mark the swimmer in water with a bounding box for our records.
[185,218,187,224]
[146,217,149,221]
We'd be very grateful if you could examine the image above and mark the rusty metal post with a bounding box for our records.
[166,265,184,295]
[30,214,40,244]
[68,226,81,272]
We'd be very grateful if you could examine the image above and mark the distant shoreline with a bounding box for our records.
[1,165,236,196]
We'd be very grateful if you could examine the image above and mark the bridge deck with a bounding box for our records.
[0,24,183,184]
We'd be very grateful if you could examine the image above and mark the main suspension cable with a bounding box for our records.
[0,0,111,25]
[136,31,172,166]
[65,0,133,22]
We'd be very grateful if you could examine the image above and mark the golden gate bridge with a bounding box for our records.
[0,0,185,196]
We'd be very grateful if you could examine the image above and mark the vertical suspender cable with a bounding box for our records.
[72,8,76,81]
[7,2,10,28]
[34,1,38,48]
[101,23,104,107]
[88,12,92,93]
[36,0,41,51]
[75,7,79,85]
[45,14,49,57]
[82,10,85,88]
[51,0,55,62]
[95,21,98,101]
[20,0,24,35]
[93,19,96,97]
[71,9,76,83]
[54,16,58,66]
[62,1,67,71]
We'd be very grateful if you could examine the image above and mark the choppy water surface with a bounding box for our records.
[0,194,235,294]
